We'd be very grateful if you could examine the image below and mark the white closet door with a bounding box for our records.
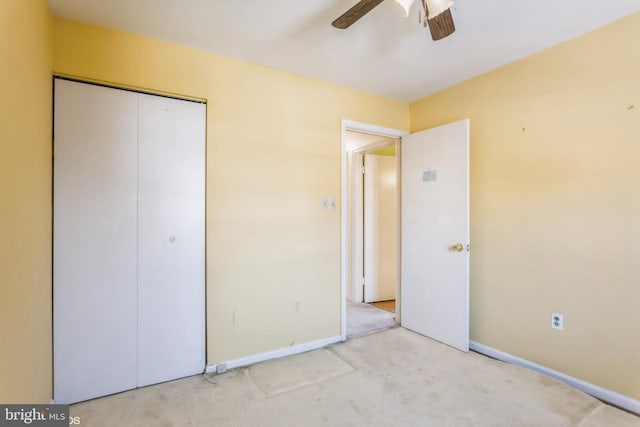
[54,80,139,403]
[137,94,206,386]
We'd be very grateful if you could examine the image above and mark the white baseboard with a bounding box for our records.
[205,335,344,374]
[470,341,640,415]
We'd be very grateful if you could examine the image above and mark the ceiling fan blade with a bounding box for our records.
[332,0,385,29]
[421,0,456,41]
[427,8,455,40]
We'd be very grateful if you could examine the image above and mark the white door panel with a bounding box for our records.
[364,154,397,303]
[401,119,469,352]
[137,94,206,386]
[54,80,139,403]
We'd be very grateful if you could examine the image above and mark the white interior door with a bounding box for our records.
[54,80,139,403]
[137,94,206,386]
[400,119,470,352]
[364,154,397,302]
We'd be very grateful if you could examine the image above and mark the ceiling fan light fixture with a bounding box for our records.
[388,0,416,18]
[425,0,453,19]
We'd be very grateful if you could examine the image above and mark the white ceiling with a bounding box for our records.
[48,0,639,102]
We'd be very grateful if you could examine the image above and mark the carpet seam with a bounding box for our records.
[574,402,605,427]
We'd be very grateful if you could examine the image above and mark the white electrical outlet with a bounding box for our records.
[551,313,564,330]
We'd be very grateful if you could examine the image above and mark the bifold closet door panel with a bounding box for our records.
[53,80,139,403]
[137,94,206,386]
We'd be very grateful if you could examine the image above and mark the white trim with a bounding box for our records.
[352,139,397,154]
[205,335,342,374]
[343,120,407,139]
[340,119,407,341]
[470,341,640,415]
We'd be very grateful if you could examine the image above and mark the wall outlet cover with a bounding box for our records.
[551,313,564,330]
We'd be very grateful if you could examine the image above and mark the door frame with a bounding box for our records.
[340,119,407,340]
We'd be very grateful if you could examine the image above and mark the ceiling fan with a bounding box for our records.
[332,0,455,41]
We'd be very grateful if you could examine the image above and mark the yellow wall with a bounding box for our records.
[52,17,408,364]
[410,13,640,399]
[4,3,636,403]
[371,145,396,156]
[0,0,53,403]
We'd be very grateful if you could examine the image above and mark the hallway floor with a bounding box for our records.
[371,299,395,313]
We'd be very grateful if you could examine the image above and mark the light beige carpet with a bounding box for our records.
[347,300,397,338]
[245,349,354,397]
[71,328,640,426]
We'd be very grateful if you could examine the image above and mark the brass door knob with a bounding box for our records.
[452,243,464,252]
